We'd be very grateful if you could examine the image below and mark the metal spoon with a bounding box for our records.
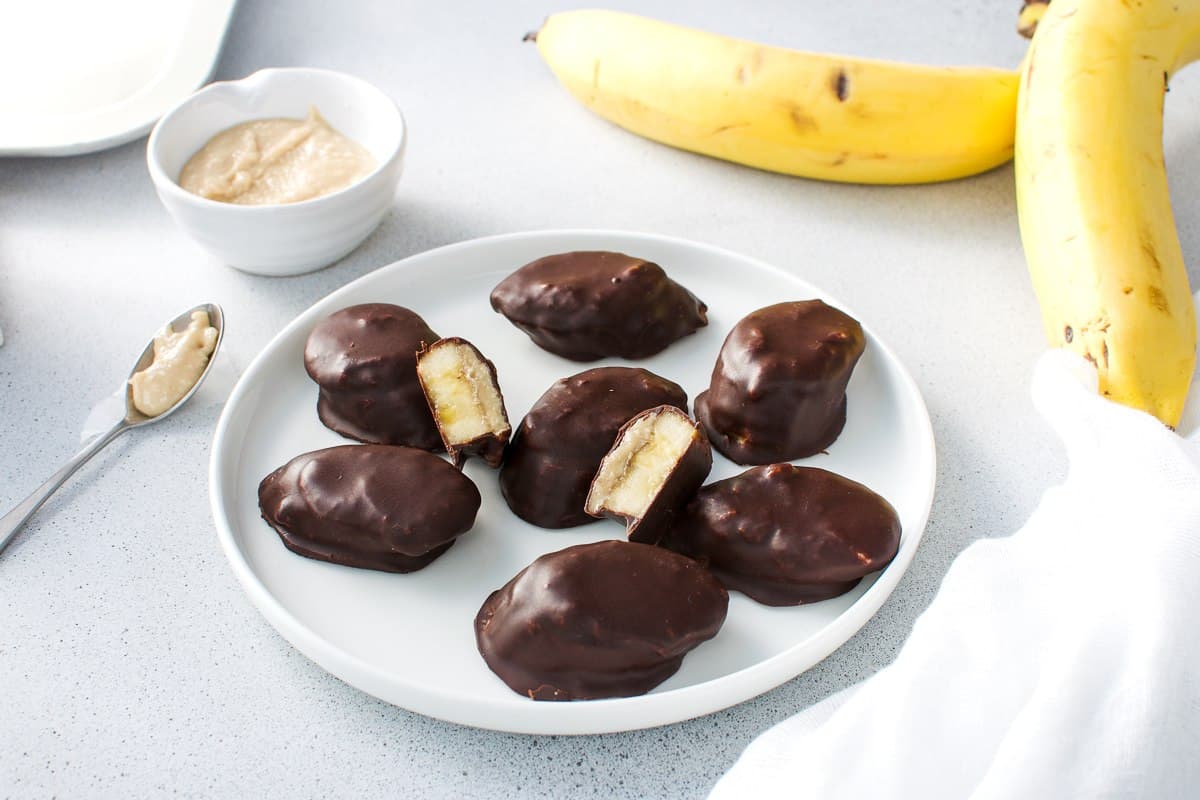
[0,303,225,555]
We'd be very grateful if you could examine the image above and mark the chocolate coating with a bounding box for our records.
[695,300,865,464]
[304,303,442,449]
[489,251,708,361]
[500,367,687,528]
[258,445,480,573]
[663,464,901,605]
[475,540,728,700]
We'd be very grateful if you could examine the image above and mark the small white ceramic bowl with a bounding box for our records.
[147,68,405,276]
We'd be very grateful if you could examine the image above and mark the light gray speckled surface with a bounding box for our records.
[4,1,1200,797]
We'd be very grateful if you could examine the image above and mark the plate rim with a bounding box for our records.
[209,227,937,735]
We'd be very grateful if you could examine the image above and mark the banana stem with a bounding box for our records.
[1017,1,1050,40]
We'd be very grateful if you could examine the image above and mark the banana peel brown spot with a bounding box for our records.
[848,103,873,121]
[1064,325,1073,343]
[831,68,850,102]
[1139,230,1163,272]
[787,105,819,134]
[734,51,763,86]
[710,122,751,136]
[1147,285,1171,313]
[1023,43,1038,97]
[617,95,652,119]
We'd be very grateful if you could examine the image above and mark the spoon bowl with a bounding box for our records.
[123,302,225,426]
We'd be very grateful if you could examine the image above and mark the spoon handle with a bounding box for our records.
[0,420,130,555]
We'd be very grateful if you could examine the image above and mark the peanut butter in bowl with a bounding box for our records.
[147,67,408,274]
[178,107,375,205]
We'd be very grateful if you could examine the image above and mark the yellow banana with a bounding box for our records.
[1015,0,1199,426]
[527,10,1019,184]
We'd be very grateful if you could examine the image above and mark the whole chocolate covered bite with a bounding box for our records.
[304,303,442,449]
[500,366,687,528]
[475,540,728,700]
[489,251,708,361]
[585,405,712,544]
[695,300,865,464]
[258,445,481,573]
[663,464,901,605]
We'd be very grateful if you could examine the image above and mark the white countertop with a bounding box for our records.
[4,0,1198,796]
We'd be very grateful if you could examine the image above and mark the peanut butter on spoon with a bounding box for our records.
[128,310,218,417]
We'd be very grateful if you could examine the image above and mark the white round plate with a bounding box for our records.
[210,229,936,735]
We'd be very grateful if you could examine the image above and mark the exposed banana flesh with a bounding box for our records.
[1015,0,1200,426]
[528,10,1019,184]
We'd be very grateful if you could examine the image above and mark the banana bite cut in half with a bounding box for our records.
[585,405,712,544]
[417,337,512,467]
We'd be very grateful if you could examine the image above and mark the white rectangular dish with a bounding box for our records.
[0,0,237,156]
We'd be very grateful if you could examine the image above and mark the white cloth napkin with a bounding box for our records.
[710,347,1200,799]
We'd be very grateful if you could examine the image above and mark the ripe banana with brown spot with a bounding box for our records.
[527,10,1019,184]
[1015,0,1200,425]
